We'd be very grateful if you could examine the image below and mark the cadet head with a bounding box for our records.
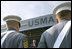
[53,2,71,23]
[3,15,22,31]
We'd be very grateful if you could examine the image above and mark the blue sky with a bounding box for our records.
[1,1,70,25]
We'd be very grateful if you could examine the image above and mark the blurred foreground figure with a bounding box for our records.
[1,15,27,48]
[37,2,71,48]
[33,40,36,48]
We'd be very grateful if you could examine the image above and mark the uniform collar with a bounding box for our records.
[7,28,19,32]
[60,19,70,22]
[7,28,16,31]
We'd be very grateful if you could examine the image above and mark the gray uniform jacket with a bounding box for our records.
[37,20,71,48]
[1,28,27,48]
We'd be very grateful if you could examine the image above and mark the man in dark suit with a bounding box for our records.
[37,2,71,48]
[1,15,27,48]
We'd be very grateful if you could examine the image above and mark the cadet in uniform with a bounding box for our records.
[1,15,27,48]
[37,2,71,48]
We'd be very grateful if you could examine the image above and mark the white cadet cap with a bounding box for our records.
[3,15,22,22]
[53,2,71,14]
[3,15,22,27]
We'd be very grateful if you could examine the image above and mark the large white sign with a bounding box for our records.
[20,14,57,31]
